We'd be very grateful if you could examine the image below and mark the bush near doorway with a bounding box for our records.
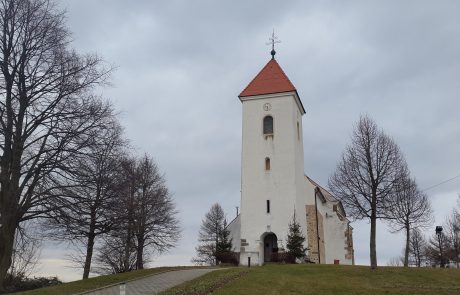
[270,253,296,264]
[216,251,239,266]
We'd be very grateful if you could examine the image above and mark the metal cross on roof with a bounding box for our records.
[267,29,281,59]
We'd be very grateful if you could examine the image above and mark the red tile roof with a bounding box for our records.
[239,58,297,97]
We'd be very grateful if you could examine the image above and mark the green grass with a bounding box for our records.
[163,264,460,295]
[13,264,460,295]
[13,266,194,295]
[159,268,247,295]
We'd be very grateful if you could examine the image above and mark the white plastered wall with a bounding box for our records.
[239,92,307,266]
[226,215,241,252]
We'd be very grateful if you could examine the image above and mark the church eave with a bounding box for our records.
[305,174,348,218]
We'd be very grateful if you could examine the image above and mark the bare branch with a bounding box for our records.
[328,115,407,269]
[0,0,113,288]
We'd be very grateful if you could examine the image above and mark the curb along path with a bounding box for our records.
[80,268,216,295]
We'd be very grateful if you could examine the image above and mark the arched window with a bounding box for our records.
[265,157,271,171]
[263,116,273,135]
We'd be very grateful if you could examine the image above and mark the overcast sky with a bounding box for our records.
[35,0,460,281]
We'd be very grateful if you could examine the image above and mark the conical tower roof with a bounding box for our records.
[239,58,297,97]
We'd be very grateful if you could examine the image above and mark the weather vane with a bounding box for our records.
[267,29,281,59]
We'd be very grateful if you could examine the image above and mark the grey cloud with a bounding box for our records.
[38,0,460,276]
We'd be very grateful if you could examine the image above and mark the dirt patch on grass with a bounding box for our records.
[162,269,248,295]
[204,270,248,294]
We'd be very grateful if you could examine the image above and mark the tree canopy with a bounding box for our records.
[286,214,307,260]
[193,203,232,266]
[329,115,407,269]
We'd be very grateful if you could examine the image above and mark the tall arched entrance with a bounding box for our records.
[263,233,278,262]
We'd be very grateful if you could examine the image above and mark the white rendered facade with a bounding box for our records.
[228,57,354,266]
[238,91,307,266]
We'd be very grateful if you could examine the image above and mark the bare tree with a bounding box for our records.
[93,155,180,273]
[114,157,138,273]
[425,230,450,267]
[409,228,427,267]
[386,175,432,266]
[445,210,460,268]
[328,115,406,269]
[0,0,111,290]
[132,155,180,270]
[93,233,137,275]
[387,255,404,267]
[92,158,137,275]
[8,225,40,279]
[192,203,228,266]
[45,119,126,279]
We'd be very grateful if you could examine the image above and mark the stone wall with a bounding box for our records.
[306,205,325,263]
[345,225,354,263]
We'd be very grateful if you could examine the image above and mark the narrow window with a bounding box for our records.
[266,200,270,213]
[265,157,271,171]
[263,116,273,135]
[297,122,300,140]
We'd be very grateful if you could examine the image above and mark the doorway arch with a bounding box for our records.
[263,233,278,262]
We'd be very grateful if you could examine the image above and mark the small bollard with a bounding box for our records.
[119,283,126,295]
[248,257,251,268]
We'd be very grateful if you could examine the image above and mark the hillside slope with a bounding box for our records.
[163,264,460,295]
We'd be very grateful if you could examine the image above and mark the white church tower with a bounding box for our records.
[227,44,354,266]
[237,48,307,266]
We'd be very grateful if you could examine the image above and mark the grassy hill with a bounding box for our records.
[12,266,191,295]
[161,264,460,295]
[11,264,460,295]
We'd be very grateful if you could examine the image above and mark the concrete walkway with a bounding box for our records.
[80,268,216,295]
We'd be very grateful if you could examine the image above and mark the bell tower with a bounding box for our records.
[238,53,307,265]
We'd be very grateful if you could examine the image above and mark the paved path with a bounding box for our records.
[80,269,216,295]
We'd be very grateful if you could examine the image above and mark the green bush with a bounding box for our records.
[216,251,239,265]
[4,274,62,293]
[270,252,296,264]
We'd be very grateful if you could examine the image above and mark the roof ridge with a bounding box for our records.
[304,175,338,202]
[272,59,296,90]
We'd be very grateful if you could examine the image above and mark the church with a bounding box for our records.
[227,48,354,266]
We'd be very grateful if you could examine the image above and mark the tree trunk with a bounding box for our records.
[215,222,219,266]
[455,245,459,269]
[136,235,144,270]
[123,188,134,272]
[0,222,16,293]
[404,225,410,267]
[370,215,377,269]
[438,235,445,268]
[370,196,377,269]
[82,233,95,279]
[415,246,421,267]
[455,251,460,268]
[82,208,99,279]
[123,226,132,272]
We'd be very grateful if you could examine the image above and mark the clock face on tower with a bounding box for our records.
[263,103,272,111]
